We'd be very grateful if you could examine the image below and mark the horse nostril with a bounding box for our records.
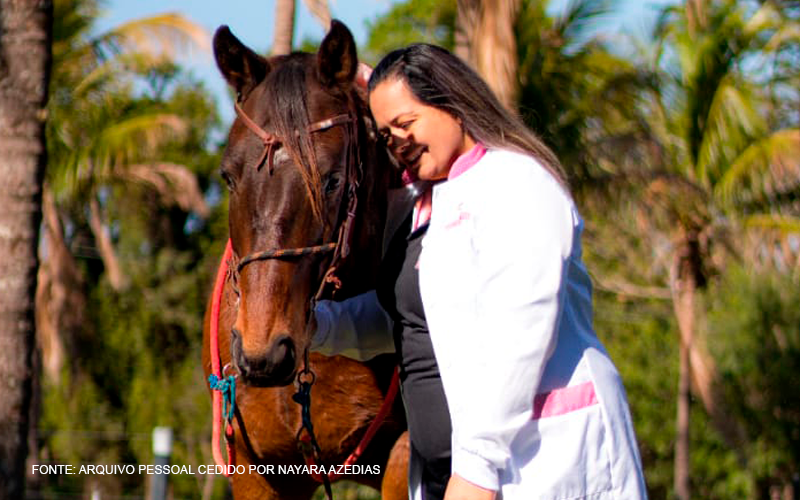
[230,328,245,370]
[275,334,296,368]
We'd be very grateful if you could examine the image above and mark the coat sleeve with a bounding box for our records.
[311,290,395,361]
[448,163,576,490]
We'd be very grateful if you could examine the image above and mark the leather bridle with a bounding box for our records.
[231,100,363,301]
[219,99,375,500]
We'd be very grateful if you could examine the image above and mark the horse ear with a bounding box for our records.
[317,20,358,89]
[213,25,270,100]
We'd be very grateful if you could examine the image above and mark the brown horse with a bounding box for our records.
[202,21,409,500]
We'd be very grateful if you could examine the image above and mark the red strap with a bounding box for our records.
[302,367,401,482]
[211,240,236,477]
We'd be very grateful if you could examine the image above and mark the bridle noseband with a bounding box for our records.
[231,100,363,300]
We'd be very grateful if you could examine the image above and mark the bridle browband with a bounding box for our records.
[231,100,363,300]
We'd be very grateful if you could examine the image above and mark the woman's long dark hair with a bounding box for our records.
[367,43,568,189]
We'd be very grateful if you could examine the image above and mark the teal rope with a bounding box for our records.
[208,374,237,422]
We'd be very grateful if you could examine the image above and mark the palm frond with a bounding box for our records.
[743,213,800,234]
[696,76,766,186]
[92,113,191,174]
[765,22,800,51]
[97,13,210,63]
[714,129,800,207]
[555,0,611,38]
[117,163,209,218]
[743,1,784,38]
[71,60,117,97]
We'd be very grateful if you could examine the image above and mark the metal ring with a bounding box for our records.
[223,363,240,379]
[297,368,316,386]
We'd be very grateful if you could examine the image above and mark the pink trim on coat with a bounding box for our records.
[532,381,598,420]
[448,143,487,181]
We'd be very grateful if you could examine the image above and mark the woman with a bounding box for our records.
[314,44,647,500]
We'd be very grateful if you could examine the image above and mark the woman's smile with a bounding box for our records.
[370,78,474,181]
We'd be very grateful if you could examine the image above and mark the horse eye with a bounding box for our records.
[324,172,342,195]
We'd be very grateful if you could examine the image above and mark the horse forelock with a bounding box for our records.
[250,53,359,223]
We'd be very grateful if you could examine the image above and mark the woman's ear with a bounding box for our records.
[354,62,373,101]
[355,62,373,91]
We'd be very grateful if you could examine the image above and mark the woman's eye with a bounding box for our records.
[398,121,413,130]
[220,170,235,191]
[378,131,392,147]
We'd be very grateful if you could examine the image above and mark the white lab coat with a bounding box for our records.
[313,149,647,499]
[418,148,647,499]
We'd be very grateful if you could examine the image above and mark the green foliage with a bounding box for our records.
[706,265,800,491]
[514,0,659,194]
[592,273,758,499]
[35,1,229,499]
[34,1,800,499]
[311,481,381,500]
[594,292,677,499]
[362,0,456,65]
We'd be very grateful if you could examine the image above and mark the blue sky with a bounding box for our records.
[95,0,398,123]
[96,0,675,124]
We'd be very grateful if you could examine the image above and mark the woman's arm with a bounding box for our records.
[441,159,576,492]
[312,290,395,361]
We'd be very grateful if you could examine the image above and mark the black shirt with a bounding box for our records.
[377,201,452,498]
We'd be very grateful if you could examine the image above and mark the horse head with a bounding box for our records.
[214,21,396,387]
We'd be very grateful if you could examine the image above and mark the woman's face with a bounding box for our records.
[369,77,475,181]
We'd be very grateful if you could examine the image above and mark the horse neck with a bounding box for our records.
[338,111,393,297]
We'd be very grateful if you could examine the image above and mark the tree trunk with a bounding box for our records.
[670,226,746,500]
[273,0,296,56]
[88,195,127,291]
[670,230,699,500]
[455,0,479,64]
[457,0,521,110]
[686,0,708,33]
[0,0,53,497]
[36,187,85,380]
[672,281,693,500]
[302,0,330,31]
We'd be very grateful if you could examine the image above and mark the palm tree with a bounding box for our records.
[45,0,209,289]
[457,0,521,109]
[32,2,221,497]
[514,0,658,191]
[272,0,331,55]
[37,0,211,384]
[0,0,52,497]
[273,0,296,55]
[641,1,800,497]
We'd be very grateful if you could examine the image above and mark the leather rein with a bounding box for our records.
[208,99,400,497]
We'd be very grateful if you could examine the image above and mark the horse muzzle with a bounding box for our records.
[230,329,297,387]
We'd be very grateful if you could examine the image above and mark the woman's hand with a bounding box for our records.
[443,474,497,500]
